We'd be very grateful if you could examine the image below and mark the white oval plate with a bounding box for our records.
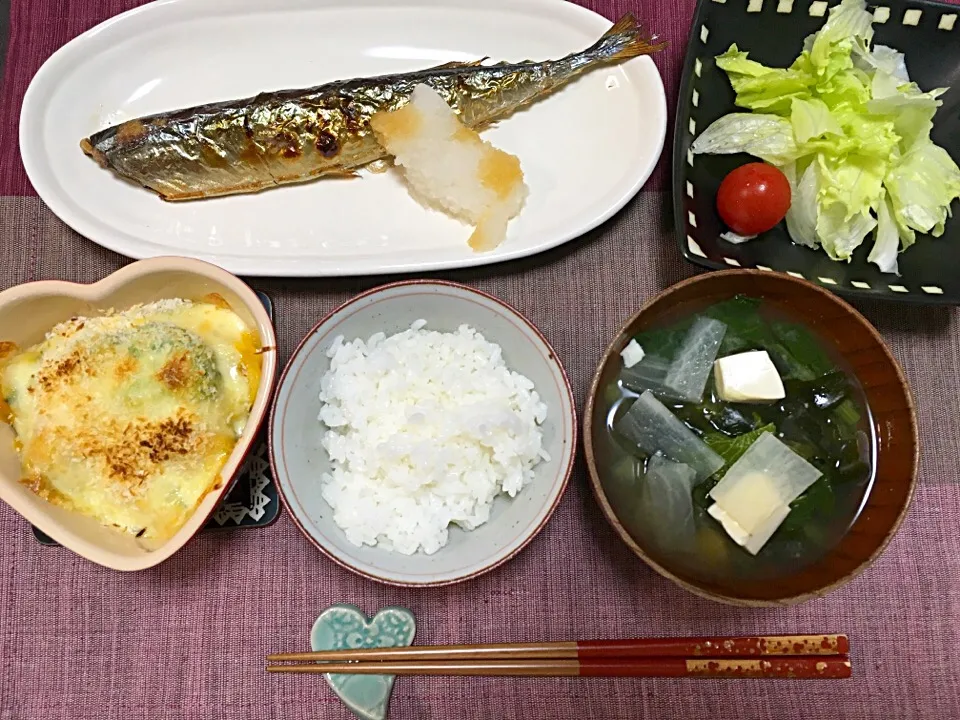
[19,0,666,277]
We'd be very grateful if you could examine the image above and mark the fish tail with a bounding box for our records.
[561,13,666,74]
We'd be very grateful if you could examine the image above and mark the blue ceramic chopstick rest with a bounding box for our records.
[311,604,417,720]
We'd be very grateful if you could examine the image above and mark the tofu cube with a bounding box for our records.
[620,339,646,368]
[708,502,791,555]
[711,470,786,532]
[713,350,785,403]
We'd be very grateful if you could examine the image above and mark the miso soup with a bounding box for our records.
[595,295,874,587]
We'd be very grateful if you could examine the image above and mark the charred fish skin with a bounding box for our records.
[80,14,664,201]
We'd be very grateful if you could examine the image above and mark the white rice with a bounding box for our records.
[317,321,549,555]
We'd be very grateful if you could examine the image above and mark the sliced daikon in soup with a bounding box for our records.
[642,454,698,550]
[620,354,678,399]
[614,390,724,481]
[709,432,823,514]
[706,432,823,553]
[620,317,726,403]
[662,317,726,402]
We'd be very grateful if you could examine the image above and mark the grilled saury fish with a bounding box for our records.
[80,14,665,201]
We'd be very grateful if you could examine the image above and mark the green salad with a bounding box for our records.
[692,0,960,273]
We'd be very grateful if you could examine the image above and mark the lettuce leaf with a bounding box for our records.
[853,43,909,89]
[866,86,947,150]
[885,142,960,239]
[830,107,900,157]
[867,193,900,274]
[805,0,875,71]
[790,98,843,144]
[817,203,877,261]
[716,46,813,113]
[816,153,886,222]
[784,161,820,248]
[690,113,800,165]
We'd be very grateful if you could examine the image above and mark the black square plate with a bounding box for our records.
[673,0,960,304]
[31,290,280,545]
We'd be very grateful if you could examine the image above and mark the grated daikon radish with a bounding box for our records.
[614,390,725,481]
[369,84,527,253]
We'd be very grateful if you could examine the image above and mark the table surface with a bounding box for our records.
[1,1,959,718]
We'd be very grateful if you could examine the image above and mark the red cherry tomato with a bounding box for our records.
[716,163,792,236]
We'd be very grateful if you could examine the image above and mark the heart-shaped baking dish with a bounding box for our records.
[0,257,277,570]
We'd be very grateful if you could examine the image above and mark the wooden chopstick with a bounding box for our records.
[265,656,852,679]
[266,635,852,679]
[267,634,848,663]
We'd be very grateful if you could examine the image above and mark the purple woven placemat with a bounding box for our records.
[1,1,960,719]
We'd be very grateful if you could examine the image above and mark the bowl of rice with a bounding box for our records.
[269,280,576,586]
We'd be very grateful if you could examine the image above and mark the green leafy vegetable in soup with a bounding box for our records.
[600,296,872,585]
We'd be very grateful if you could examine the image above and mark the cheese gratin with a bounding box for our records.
[0,296,262,541]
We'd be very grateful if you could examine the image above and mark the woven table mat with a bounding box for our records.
[1,1,959,718]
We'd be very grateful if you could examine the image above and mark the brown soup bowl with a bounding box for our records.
[584,270,918,606]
